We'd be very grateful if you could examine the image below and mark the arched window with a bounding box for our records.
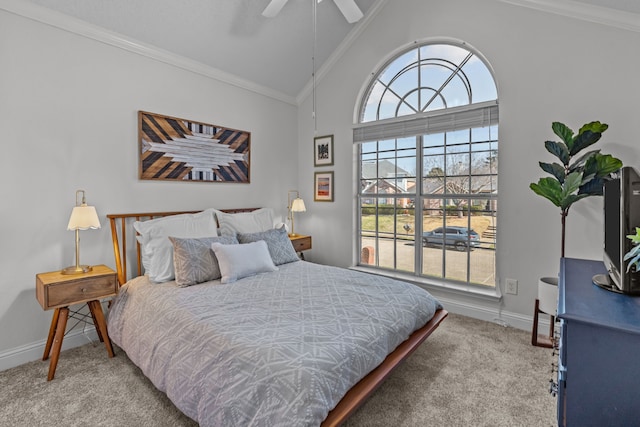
[355,41,498,289]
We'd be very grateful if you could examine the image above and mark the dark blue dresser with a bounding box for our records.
[557,258,640,426]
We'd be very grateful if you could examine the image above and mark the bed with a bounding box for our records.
[106,208,447,426]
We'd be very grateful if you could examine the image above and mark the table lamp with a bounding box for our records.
[62,189,101,275]
[287,190,306,237]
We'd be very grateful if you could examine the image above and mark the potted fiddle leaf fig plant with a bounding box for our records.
[529,121,622,347]
[530,121,622,258]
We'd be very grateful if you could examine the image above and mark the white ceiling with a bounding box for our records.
[18,0,640,101]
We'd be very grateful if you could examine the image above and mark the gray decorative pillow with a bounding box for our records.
[169,235,239,287]
[237,226,300,266]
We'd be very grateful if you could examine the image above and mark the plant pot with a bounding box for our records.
[538,276,559,315]
[532,276,559,347]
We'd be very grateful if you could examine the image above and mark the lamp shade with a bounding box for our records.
[67,205,101,230]
[291,198,306,213]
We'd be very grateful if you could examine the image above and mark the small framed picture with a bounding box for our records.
[313,135,334,167]
[314,171,334,202]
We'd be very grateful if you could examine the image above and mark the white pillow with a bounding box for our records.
[133,211,218,283]
[216,208,275,236]
[211,240,278,284]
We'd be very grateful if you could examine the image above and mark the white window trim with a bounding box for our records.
[349,265,502,300]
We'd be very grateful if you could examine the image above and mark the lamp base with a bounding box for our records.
[61,265,93,275]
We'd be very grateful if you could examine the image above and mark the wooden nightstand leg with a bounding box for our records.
[43,308,60,361]
[47,307,69,381]
[88,303,105,343]
[87,300,115,358]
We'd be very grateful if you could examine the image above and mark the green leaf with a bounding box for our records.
[578,176,605,196]
[624,228,640,272]
[539,162,566,183]
[593,153,623,177]
[568,149,600,173]
[544,140,570,165]
[626,254,640,272]
[530,178,563,207]
[579,121,608,134]
[560,193,589,211]
[558,172,584,209]
[624,245,640,272]
[581,152,601,177]
[570,130,601,155]
[552,122,574,149]
[562,171,583,195]
[627,227,640,244]
[624,246,640,260]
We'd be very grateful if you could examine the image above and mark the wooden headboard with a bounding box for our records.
[106,208,257,286]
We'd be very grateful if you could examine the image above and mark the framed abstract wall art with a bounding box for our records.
[313,135,334,167]
[138,111,250,183]
[314,171,334,202]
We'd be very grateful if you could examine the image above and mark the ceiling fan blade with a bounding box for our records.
[333,0,363,23]
[262,0,289,18]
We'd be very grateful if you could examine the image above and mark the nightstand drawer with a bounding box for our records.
[290,235,312,252]
[47,276,116,308]
[36,265,118,310]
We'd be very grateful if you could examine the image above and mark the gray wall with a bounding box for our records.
[296,0,640,323]
[0,7,297,367]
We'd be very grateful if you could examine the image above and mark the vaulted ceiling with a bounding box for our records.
[18,0,640,103]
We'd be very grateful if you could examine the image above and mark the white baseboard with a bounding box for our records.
[0,327,99,372]
[436,294,550,333]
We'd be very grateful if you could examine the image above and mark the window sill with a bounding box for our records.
[349,265,502,302]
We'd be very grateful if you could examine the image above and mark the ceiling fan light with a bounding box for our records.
[333,0,363,23]
[263,0,363,24]
[262,0,288,18]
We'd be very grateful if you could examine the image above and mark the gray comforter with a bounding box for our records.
[107,260,442,426]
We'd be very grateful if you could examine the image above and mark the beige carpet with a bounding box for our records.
[0,313,556,426]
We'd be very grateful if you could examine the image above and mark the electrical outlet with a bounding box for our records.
[505,278,518,295]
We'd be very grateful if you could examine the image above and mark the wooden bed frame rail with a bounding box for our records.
[106,208,448,426]
[322,307,448,426]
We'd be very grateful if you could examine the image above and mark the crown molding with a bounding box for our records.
[0,0,297,106]
[498,0,640,33]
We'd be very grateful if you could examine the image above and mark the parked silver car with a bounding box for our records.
[422,226,480,251]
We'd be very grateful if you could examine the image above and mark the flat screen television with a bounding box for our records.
[593,166,640,294]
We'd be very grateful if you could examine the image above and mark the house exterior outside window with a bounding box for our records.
[354,41,498,289]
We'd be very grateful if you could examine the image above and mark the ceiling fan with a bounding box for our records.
[262,0,364,23]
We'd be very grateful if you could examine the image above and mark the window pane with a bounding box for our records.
[439,74,471,108]
[422,203,444,279]
[420,198,496,286]
[360,201,377,266]
[360,199,415,272]
[379,50,416,85]
[424,132,445,148]
[361,141,377,153]
[461,57,498,104]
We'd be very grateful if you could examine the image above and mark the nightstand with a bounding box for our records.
[36,264,118,380]
[289,234,312,259]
